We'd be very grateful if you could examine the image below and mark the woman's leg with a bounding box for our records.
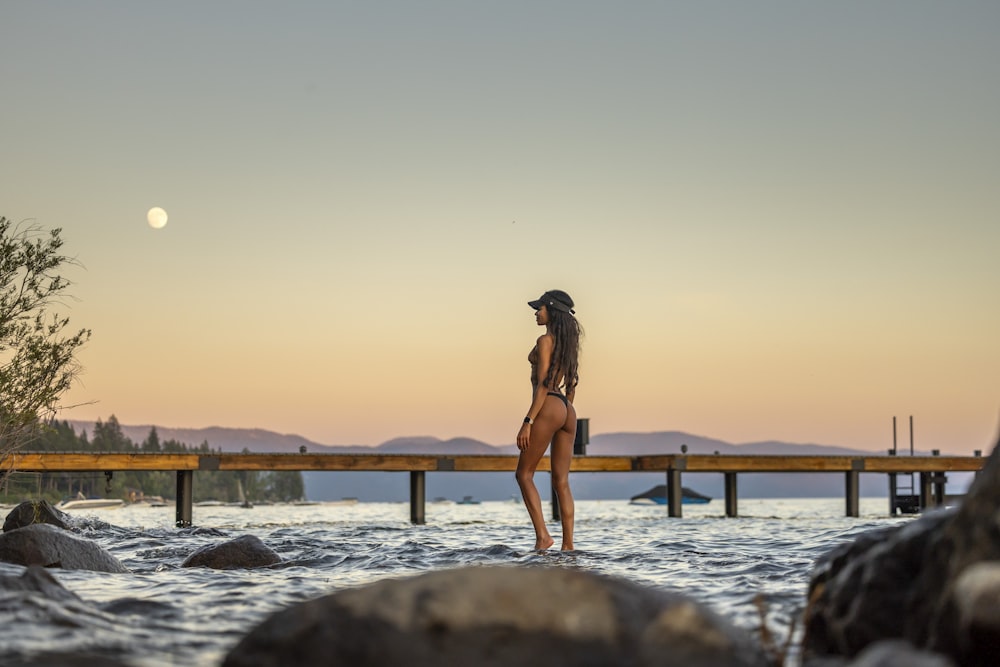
[550,403,577,550]
[515,397,565,550]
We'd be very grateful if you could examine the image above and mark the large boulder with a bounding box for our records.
[803,436,1000,666]
[3,500,73,532]
[181,534,281,569]
[223,564,770,667]
[0,523,129,573]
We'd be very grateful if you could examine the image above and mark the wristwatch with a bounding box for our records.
[523,416,534,425]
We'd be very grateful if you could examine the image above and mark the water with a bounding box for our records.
[0,498,905,666]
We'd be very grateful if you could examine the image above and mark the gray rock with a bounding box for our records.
[803,436,1000,666]
[3,500,72,532]
[181,534,281,569]
[0,653,134,667]
[223,564,769,667]
[0,523,129,573]
[803,509,951,655]
[0,564,81,603]
[845,640,955,667]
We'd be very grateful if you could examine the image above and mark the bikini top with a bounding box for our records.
[528,339,566,392]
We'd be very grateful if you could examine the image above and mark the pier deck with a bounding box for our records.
[2,452,984,526]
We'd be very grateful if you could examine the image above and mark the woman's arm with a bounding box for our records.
[517,334,554,450]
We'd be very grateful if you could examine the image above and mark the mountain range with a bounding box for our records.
[65,420,971,502]
[68,420,905,457]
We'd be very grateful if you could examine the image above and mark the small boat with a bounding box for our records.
[456,495,481,505]
[431,497,454,504]
[629,485,711,505]
[57,497,126,510]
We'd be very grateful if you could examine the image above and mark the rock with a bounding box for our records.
[840,640,955,667]
[0,653,134,667]
[3,500,73,532]
[803,436,1000,666]
[0,567,133,667]
[803,509,951,655]
[181,534,281,569]
[223,564,769,667]
[0,523,129,573]
[0,564,81,603]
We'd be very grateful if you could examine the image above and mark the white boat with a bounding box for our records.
[58,498,126,510]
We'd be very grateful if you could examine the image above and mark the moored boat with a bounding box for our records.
[629,484,711,505]
[57,497,126,510]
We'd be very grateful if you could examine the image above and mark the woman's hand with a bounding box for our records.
[517,423,531,451]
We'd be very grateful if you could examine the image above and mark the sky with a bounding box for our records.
[2,2,998,454]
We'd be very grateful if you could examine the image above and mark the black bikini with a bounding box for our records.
[547,391,568,407]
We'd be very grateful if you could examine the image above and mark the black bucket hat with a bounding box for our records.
[528,290,575,314]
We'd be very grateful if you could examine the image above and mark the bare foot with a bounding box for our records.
[561,541,574,551]
[535,535,555,550]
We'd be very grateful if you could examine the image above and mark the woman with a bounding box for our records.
[516,289,583,551]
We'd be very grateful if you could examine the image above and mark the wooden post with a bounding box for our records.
[176,470,193,528]
[410,471,425,525]
[932,473,947,507]
[845,470,860,518]
[888,471,898,516]
[724,472,738,517]
[666,469,683,518]
[551,474,561,522]
[919,472,932,511]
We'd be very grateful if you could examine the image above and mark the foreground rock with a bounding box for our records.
[3,500,73,532]
[0,523,129,573]
[0,564,82,603]
[224,564,769,667]
[804,436,1000,666]
[0,567,134,666]
[181,534,281,569]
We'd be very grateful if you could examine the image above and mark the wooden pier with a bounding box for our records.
[1,452,985,526]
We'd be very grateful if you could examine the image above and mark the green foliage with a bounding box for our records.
[0,416,307,505]
[1,217,91,460]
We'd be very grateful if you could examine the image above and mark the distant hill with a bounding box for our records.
[64,420,970,501]
[66,420,892,457]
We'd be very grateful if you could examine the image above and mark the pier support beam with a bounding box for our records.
[410,471,425,525]
[176,470,193,528]
[919,472,947,509]
[724,473,738,517]
[845,469,860,517]
[919,472,933,511]
[551,474,561,522]
[666,469,683,518]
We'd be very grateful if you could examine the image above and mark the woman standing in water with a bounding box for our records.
[516,289,583,551]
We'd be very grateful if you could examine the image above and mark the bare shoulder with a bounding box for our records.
[536,334,554,350]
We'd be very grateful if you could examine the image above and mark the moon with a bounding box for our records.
[147,207,168,229]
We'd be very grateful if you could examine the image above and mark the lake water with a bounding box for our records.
[0,498,908,666]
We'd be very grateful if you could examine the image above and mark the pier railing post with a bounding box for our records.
[410,471,425,525]
[176,470,193,528]
[724,472,738,517]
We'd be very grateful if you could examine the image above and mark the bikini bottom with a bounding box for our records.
[547,392,568,407]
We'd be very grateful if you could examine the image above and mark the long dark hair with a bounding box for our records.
[543,290,583,393]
